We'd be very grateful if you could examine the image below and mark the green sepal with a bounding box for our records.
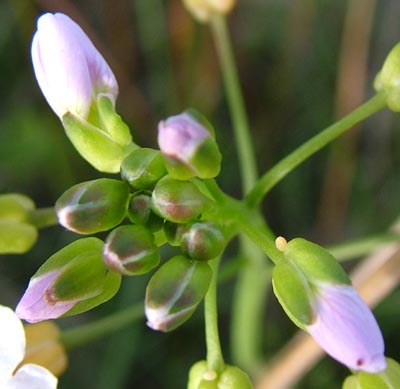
[62,112,136,173]
[185,108,216,137]
[55,178,130,234]
[121,148,166,189]
[145,255,212,332]
[189,137,221,179]
[343,358,400,389]
[284,238,351,286]
[0,221,38,254]
[272,260,313,328]
[188,361,217,389]
[96,95,133,146]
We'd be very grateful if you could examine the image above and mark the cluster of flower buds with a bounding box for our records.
[188,360,252,389]
[0,193,38,254]
[272,237,386,373]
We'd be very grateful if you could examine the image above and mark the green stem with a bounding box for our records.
[210,14,257,194]
[28,207,58,229]
[61,304,143,350]
[204,256,225,373]
[246,93,387,207]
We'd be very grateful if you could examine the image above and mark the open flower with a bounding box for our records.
[32,12,118,120]
[0,305,57,388]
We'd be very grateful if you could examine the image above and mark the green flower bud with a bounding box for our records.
[374,43,400,111]
[188,361,253,389]
[343,358,400,389]
[0,194,38,254]
[103,225,160,275]
[181,222,225,261]
[121,148,166,189]
[55,178,130,234]
[127,192,164,232]
[16,238,121,322]
[151,176,208,223]
[145,255,212,332]
[158,111,221,180]
[62,112,135,173]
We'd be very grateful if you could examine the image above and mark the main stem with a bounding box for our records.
[204,257,225,373]
[246,93,387,207]
[210,14,272,373]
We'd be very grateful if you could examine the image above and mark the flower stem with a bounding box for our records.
[210,14,257,194]
[246,93,387,207]
[28,207,58,229]
[60,304,143,350]
[204,256,225,373]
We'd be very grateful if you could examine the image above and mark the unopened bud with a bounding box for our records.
[181,222,225,261]
[188,360,253,389]
[374,43,400,111]
[103,225,160,275]
[158,111,221,180]
[16,238,121,323]
[55,178,130,234]
[145,255,212,332]
[183,0,236,23]
[151,176,208,223]
[0,194,38,254]
[121,148,166,189]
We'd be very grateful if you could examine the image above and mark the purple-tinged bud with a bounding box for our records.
[273,238,386,373]
[55,178,130,234]
[103,225,160,275]
[31,13,118,120]
[145,255,212,332]
[307,284,386,373]
[188,360,252,389]
[16,238,121,323]
[121,148,166,189]
[127,192,163,232]
[151,176,208,223]
[181,222,225,261]
[158,111,221,180]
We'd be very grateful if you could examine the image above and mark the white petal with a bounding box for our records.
[0,306,25,378]
[6,364,57,389]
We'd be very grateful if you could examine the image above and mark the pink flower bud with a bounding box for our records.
[307,284,386,373]
[31,13,118,120]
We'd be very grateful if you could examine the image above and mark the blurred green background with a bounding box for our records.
[1,0,400,388]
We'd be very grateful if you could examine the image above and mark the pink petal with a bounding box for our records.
[15,271,76,323]
[307,284,386,373]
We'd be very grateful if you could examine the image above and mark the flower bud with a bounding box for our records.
[158,111,221,180]
[22,321,67,377]
[55,178,130,234]
[127,192,164,232]
[181,222,225,261]
[32,13,117,121]
[121,148,166,189]
[188,360,253,389]
[145,255,212,332]
[16,238,121,323]
[31,13,134,173]
[343,358,400,389]
[103,225,160,275]
[151,176,208,223]
[272,238,386,373]
[183,0,236,23]
[0,194,38,254]
[374,43,400,111]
